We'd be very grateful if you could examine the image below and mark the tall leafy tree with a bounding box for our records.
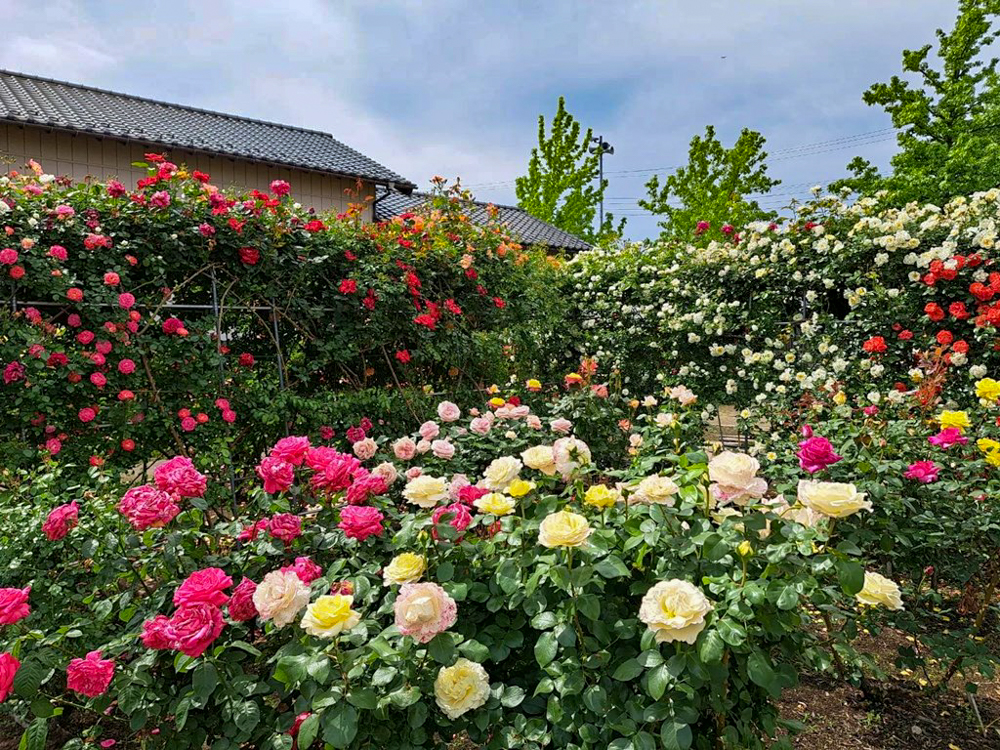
[834,0,1000,204]
[515,97,624,245]
[639,125,780,242]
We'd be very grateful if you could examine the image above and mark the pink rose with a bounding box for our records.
[0,587,30,625]
[449,474,471,499]
[550,418,573,434]
[118,485,180,530]
[0,652,21,702]
[526,415,543,430]
[431,502,472,542]
[154,456,207,498]
[141,616,174,650]
[372,462,398,486]
[431,440,455,460]
[394,583,457,643]
[469,417,491,435]
[43,501,79,541]
[166,604,225,658]
[418,421,440,440]
[283,556,323,584]
[405,466,423,480]
[457,485,489,506]
[174,568,233,608]
[270,435,311,465]
[437,401,461,423]
[268,513,302,545]
[66,651,115,698]
[256,456,294,494]
[237,518,270,542]
[796,436,843,474]
[345,471,388,505]
[416,440,431,454]
[929,428,968,448]
[352,438,378,461]
[338,505,384,541]
[393,437,417,460]
[306,448,361,492]
[590,384,609,398]
[905,460,939,483]
[228,579,259,622]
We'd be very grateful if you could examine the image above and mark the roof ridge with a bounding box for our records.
[409,190,522,213]
[0,68,341,140]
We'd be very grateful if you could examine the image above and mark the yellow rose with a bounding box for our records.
[937,410,971,432]
[482,456,523,491]
[300,594,361,638]
[629,475,680,506]
[976,377,1000,401]
[538,510,592,548]
[383,553,426,585]
[856,571,904,610]
[488,397,506,408]
[403,475,450,508]
[583,483,620,509]
[474,492,516,516]
[832,391,847,405]
[638,579,713,644]
[987,451,1000,467]
[525,378,542,390]
[797,480,872,518]
[521,445,557,475]
[507,479,536,498]
[737,540,754,557]
[434,658,490,719]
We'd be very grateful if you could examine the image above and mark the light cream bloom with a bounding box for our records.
[474,492,516,516]
[538,510,592,548]
[708,451,768,505]
[856,571,904,610]
[434,658,490,719]
[253,570,311,628]
[403,475,449,508]
[300,594,361,638]
[629,475,680,505]
[482,456,523,491]
[797,480,872,518]
[521,445,557,475]
[639,580,713,644]
[382,552,427,585]
[552,437,592,477]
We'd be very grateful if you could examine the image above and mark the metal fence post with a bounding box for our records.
[270,299,290,436]
[210,270,238,508]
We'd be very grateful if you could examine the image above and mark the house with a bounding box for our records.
[373,191,592,254]
[0,70,415,218]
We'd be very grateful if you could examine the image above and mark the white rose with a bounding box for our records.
[521,445,557,475]
[403,475,449,508]
[638,580,713,644]
[856,571,904,610]
[552,437,591,477]
[253,570,311,628]
[482,456,523,491]
[797,480,872,518]
[629,475,680,505]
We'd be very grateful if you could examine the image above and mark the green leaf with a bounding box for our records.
[699,630,725,664]
[13,659,46,700]
[18,718,47,750]
[612,658,643,681]
[500,685,526,708]
[347,688,378,710]
[233,700,260,733]
[747,651,781,698]
[594,555,630,578]
[534,632,558,667]
[776,585,799,610]
[322,703,358,748]
[660,721,692,750]
[716,618,747,647]
[647,664,669,701]
[637,649,663,668]
[192,662,218,704]
[428,634,457,665]
[297,712,320,750]
[582,684,607,712]
[836,559,865,595]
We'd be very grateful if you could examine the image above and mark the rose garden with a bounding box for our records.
[0,152,999,750]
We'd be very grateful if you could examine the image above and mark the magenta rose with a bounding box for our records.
[338,505,384,541]
[270,435,311,466]
[118,485,180,530]
[154,456,207,498]
[905,460,939,483]
[0,586,30,625]
[283,556,323,584]
[268,513,302,545]
[141,615,175,650]
[66,650,115,698]
[42,501,79,541]
[256,456,295,494]
[228,578,259,622]
[431,502,473,541]
[0,652,20,703]
[174,568,233,608]
[796,436,843,474]
[166,604,225,658]
[929,428,968,448]
[306,448,361,492]
[345,471,388,506]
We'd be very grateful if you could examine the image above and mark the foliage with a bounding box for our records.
[638,126,780,243]
[515,96,624,245]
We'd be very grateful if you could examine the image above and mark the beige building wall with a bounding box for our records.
[0,122,378,219]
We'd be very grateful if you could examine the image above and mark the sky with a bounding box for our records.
[0,0,964,240]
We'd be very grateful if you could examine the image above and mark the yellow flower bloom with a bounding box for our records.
[382,553,427,585]
[977,437,1000,454]
[474,492,516,516]
[538,510,592,548]
[583,483,620,509]
[434,659,490,719]
[977,377,1000,401]
[832,391,847,406]
[488,397,506,408]
[300,595,361,638]
[938,410,971,432]
[737,540,754,557]
[525,378,542,391]
[856,571,903,610]
[507,479,535,498]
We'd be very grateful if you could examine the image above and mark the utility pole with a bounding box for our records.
[589,135,614,229]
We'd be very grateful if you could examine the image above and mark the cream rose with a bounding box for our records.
[482,456,523,491]
[629,475,680,506]
[474,492,516,516]
[856,571,904,610]
[382,552,427,585]
[552,437,591,477]
[538,510,592,548]
[403,475,449,508]
[797,480,872,518]
[521,445,557,475]
[252,569,311,628]
[434,658,490,719]
[709,451,768,505]
[639,580,713,644]
[300,594,361,638]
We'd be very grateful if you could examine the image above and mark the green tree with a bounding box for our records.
[515,97,624,246]
[639,125,780,242]
[834,0,1000,203]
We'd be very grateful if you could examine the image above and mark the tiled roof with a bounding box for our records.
[374,191,592,252]
[0,70,415,188]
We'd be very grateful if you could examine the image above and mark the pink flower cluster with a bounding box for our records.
[42,501,79,541]
[66,651,115,698]
[154,456,207,498]
[118,485,181,530]
[142,568,232,657]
